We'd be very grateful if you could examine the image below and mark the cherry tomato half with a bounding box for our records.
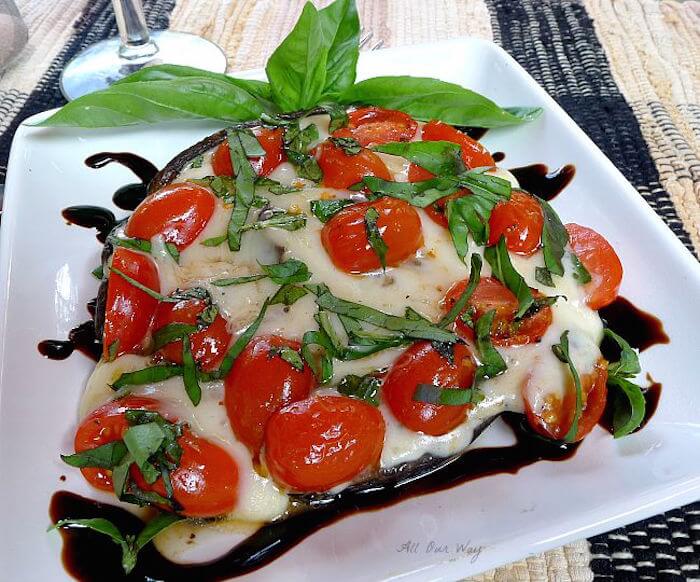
[317,140,392,190]
[153,298,231,372]
[212,127,286,177]
[332,107,418,147]
[264,395,385,492]
[131,429,239,518]
[566,223,623,309]
[224,335,315,454]
[103,248,160,358]
[487,191,544,255]
[321,197,424,274]
[523,357,608,442]
[126,182,215,250]
[382,341,476,435]
[442,277,552,347]
[74,396,159,491]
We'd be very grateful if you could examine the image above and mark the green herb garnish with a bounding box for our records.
[364,207,387,270]
[310,198,356,222]
[483,236,534,318]
[551,330,582,442]
[337,373,381,406]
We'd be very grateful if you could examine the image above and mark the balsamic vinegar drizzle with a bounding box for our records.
[50,413,577,582]
[509,163,576,201]
[61,206,116,243]
[492,151,505,162]
[599,297,669,352]
[85,152,158,211]
[38,320,101,362]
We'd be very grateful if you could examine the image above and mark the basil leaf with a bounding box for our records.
[363,175,459,208]
[112,63,274,104]
[238,129,266,157]
[211,274,267,287]
[317,0,360,98]
[112,364,184,390]
[39,78,266,127]
[123,422,165,484]
[412,383,484,406]
[445,179,510,256]
[321,102,349,132]
[341,76,542,128]
[133,512,183,552]
[309,284,457,343]
[109,267,167,302]
[190,175,236,202]
[216,299,270,378]
[330,136,362,155]
[189,155,204,169]
[266,0,359,111]
[301,329,335,383]
[91,265,104,280]
[270,284,308,306]
[256,177,302,195]
[570,252,592,284]
[439,253,482,327]
[197,304,219,327]
[152,323,198,350]
[538,197,569,278]
[260,259,311,285]
[603,328,641,378]
[484,237,534,318]
[201,234,227,247]
[181,335,202,406]
[551,330,582,443]
[242,212,307,232]
[109,236,152,254]
[310,198,356,222]
[283,123,323,181]
[337,374,381,406]
[474,310,507,378]
[608,376,646,438]
[364,207,388,270]
[373,140,464,175]
[61,441,128,469]
[165,243,180,264]
[535,266,554,287]
[227,129,257,251]
[111,453,133,498]
[271,346,305,371]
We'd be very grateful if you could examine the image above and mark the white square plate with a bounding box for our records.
[1,38,700,581]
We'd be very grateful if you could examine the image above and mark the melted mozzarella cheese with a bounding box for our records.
[79,114,605,554]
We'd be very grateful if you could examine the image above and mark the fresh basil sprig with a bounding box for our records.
[51,512,182,575]
[61,441,128,469]
[551,330,582,442]
[413,383,484,406]
[484,236,534,318]
[112,364,184,390]
[181,336,201,406]
[603,329,646,438]
[226,128,258,251]
[330,136,362,155]
[474,310,507,378]
[439,254,482,328]
[538,197,568,280]
[212,259,311,287]
[270,284,309,306]
[373,140,464,176]
[283,122,323,181]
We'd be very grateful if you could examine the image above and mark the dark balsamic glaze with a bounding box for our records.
[85,152,158,211]
[599,297,669,352]
[460,127,489,140]
[492,151,505,162]
[50,413,578,581]
[509,163,576,201]
[38,321,101,362]
[62,206,116,243]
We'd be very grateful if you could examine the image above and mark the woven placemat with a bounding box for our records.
[1,1,698,580]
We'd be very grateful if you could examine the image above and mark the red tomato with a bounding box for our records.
[382,341,476,435]
[103,248,160,358]
[212,127,286,177]
[153,298,231,372]
[566,223,623,309]
[264,395,385,492]
[224,335,315,454]
[442,277,552,347]
[332,107,418,146]
[487,191,544,255]
[132,430,239,518]
[321,197,424,273]
[317,140,392,190]
[126,182,215,250]
[523,358,608,442]
[74,397,159,491]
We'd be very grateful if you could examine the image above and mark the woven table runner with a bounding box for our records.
[1,1,698,580]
